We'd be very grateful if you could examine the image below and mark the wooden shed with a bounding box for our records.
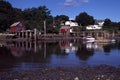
[60,26,70,34]
[10,22,26,33]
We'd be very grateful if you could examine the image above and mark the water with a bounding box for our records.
[0,39,120,71]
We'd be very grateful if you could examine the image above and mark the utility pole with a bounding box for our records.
[44,20,46,36]
[34,28,37,40]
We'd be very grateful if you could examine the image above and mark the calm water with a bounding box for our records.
[0,39,120,71]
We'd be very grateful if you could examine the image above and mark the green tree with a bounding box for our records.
[0,0,14,32]
[75,12,95,26]
[23,6,52,31]
[103,18,112,26]
[13,8,23,22]
[54,15,69,26]
[117,22,120,30]
[103,18,120,31]
[55,15,69,22]
[45,15,69,33]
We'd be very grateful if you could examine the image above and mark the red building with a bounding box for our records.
[10,22,26,33]
[60,26,70,34]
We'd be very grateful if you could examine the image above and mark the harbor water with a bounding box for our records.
[0,39,120,71]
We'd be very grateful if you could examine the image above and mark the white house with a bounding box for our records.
[65,21,78,27]
[86,20,104,30]
[86,25,102,30]
[64,20,78,33]
[97,21,104,26]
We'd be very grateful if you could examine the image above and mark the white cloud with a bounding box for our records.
[63,0,89,6]
[64,0,79,6]
[80,0,89,3]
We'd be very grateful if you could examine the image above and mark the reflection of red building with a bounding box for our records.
[10,22,26,33]
[60,26,70,34]
[60,40,78,53]
[60,40,70,47]
[10,45,24,57]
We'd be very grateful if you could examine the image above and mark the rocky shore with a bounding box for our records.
[0,65,120,80]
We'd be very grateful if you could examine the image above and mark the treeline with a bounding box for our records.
[103,18,120,30]
[0,1,69,33]
[0,0,120,33]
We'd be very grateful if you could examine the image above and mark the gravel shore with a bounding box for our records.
[0,65,120,80]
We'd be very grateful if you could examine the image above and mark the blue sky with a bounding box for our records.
[7,0,120,22]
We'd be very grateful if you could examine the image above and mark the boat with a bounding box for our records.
[95,38,116,43]
[111,39,116,43]
[82,36,95,43]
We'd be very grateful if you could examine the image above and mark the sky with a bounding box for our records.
[7,0,120,22]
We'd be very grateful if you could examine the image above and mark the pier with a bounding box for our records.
[0,29,120,42]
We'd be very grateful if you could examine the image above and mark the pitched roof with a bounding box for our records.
[10,22,20,27]
[60,26,70,29]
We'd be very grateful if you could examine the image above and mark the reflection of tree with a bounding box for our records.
[22,42,51,63]
[21,42,68,63]
[0,46,17,70]
[103,42,120,53]
[76,45,94,61]
[118,42,120,49]
[116,42,120,49]
[46,42,68,57]
[103,44,111,53]
[110,42,120,50]
[23,50,46,63]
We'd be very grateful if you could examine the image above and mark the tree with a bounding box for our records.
[118,22,120,30]
[12,8,23,22]
[23,6,52,31]
[55,15,69,22]
[75,12,95,26]
[103,18,112,26]
[0,1,75,33]
[54,15,69,26]
[47,15,69,34]
[0,0,14,32]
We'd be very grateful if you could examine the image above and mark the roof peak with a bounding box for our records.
[10,21,21,27]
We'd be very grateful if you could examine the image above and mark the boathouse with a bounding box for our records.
[60,20,79,36]
[60,26,71,35]
[10,21,26,33]
[9,22,39,40]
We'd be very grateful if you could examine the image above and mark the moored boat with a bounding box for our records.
[82,36,95,43]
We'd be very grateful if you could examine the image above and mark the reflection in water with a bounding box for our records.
[59,40,78,54]
[103,44,111,53]
[0,46,16,70]
[76,44,94,61]
[0,40,120,71]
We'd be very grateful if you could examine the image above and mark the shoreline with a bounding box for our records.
[0,65,120,80]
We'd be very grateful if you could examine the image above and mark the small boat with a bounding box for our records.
[83,36,95,43]
[110,39,116,43]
